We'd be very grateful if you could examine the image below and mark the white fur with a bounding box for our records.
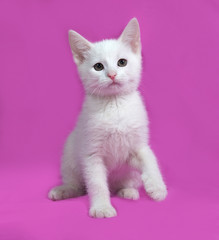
[48,18,167,218]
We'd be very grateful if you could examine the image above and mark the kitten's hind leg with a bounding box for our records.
[48,183,85,201]
[117,188,139,200]
[48,163,85,201]
[48,131,85,201]
[110,166,141,200]
[48,160,85,201]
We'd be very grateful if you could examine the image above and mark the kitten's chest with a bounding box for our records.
[81,93,148,163]
[97,99,133,130]
[91,101,141,162]
[85,94,146,140]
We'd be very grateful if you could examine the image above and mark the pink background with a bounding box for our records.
[1,0,219,239]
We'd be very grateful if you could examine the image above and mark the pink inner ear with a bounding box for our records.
[69,30,91,64]
[119,18,141,53]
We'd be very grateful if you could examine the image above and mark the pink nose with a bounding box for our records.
[108,73,117,81]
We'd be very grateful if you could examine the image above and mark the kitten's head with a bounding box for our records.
[69,18,142,97]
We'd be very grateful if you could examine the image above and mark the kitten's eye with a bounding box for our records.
[94,63,104,71]
[117,59,127,67]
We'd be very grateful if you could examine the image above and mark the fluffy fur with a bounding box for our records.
[48,18,167,218]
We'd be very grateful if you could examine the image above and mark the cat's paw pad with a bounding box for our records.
[117,188,139,200]
[48,185,76,201]
[143,178,167,201]
[89,205,117,218]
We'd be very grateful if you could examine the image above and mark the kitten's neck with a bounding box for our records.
[86,90,138,102]
[84,91,140,110]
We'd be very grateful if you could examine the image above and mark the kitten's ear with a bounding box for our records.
[68,30,92,65]
[119,18,141,53]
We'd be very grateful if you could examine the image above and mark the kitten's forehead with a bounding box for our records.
[90,39,130,60]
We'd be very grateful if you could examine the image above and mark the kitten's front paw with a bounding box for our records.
[142,176,167,201]
[89,204,117,218]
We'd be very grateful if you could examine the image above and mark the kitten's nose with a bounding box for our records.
[107,73,117,81]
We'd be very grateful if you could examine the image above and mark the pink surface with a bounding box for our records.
[0,0,219,239]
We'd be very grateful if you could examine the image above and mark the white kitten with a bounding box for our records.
[48,18,167,218]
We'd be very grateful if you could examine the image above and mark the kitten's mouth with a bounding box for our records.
[109,81,121,87]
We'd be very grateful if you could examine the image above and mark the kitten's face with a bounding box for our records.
[69,18,142,97]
